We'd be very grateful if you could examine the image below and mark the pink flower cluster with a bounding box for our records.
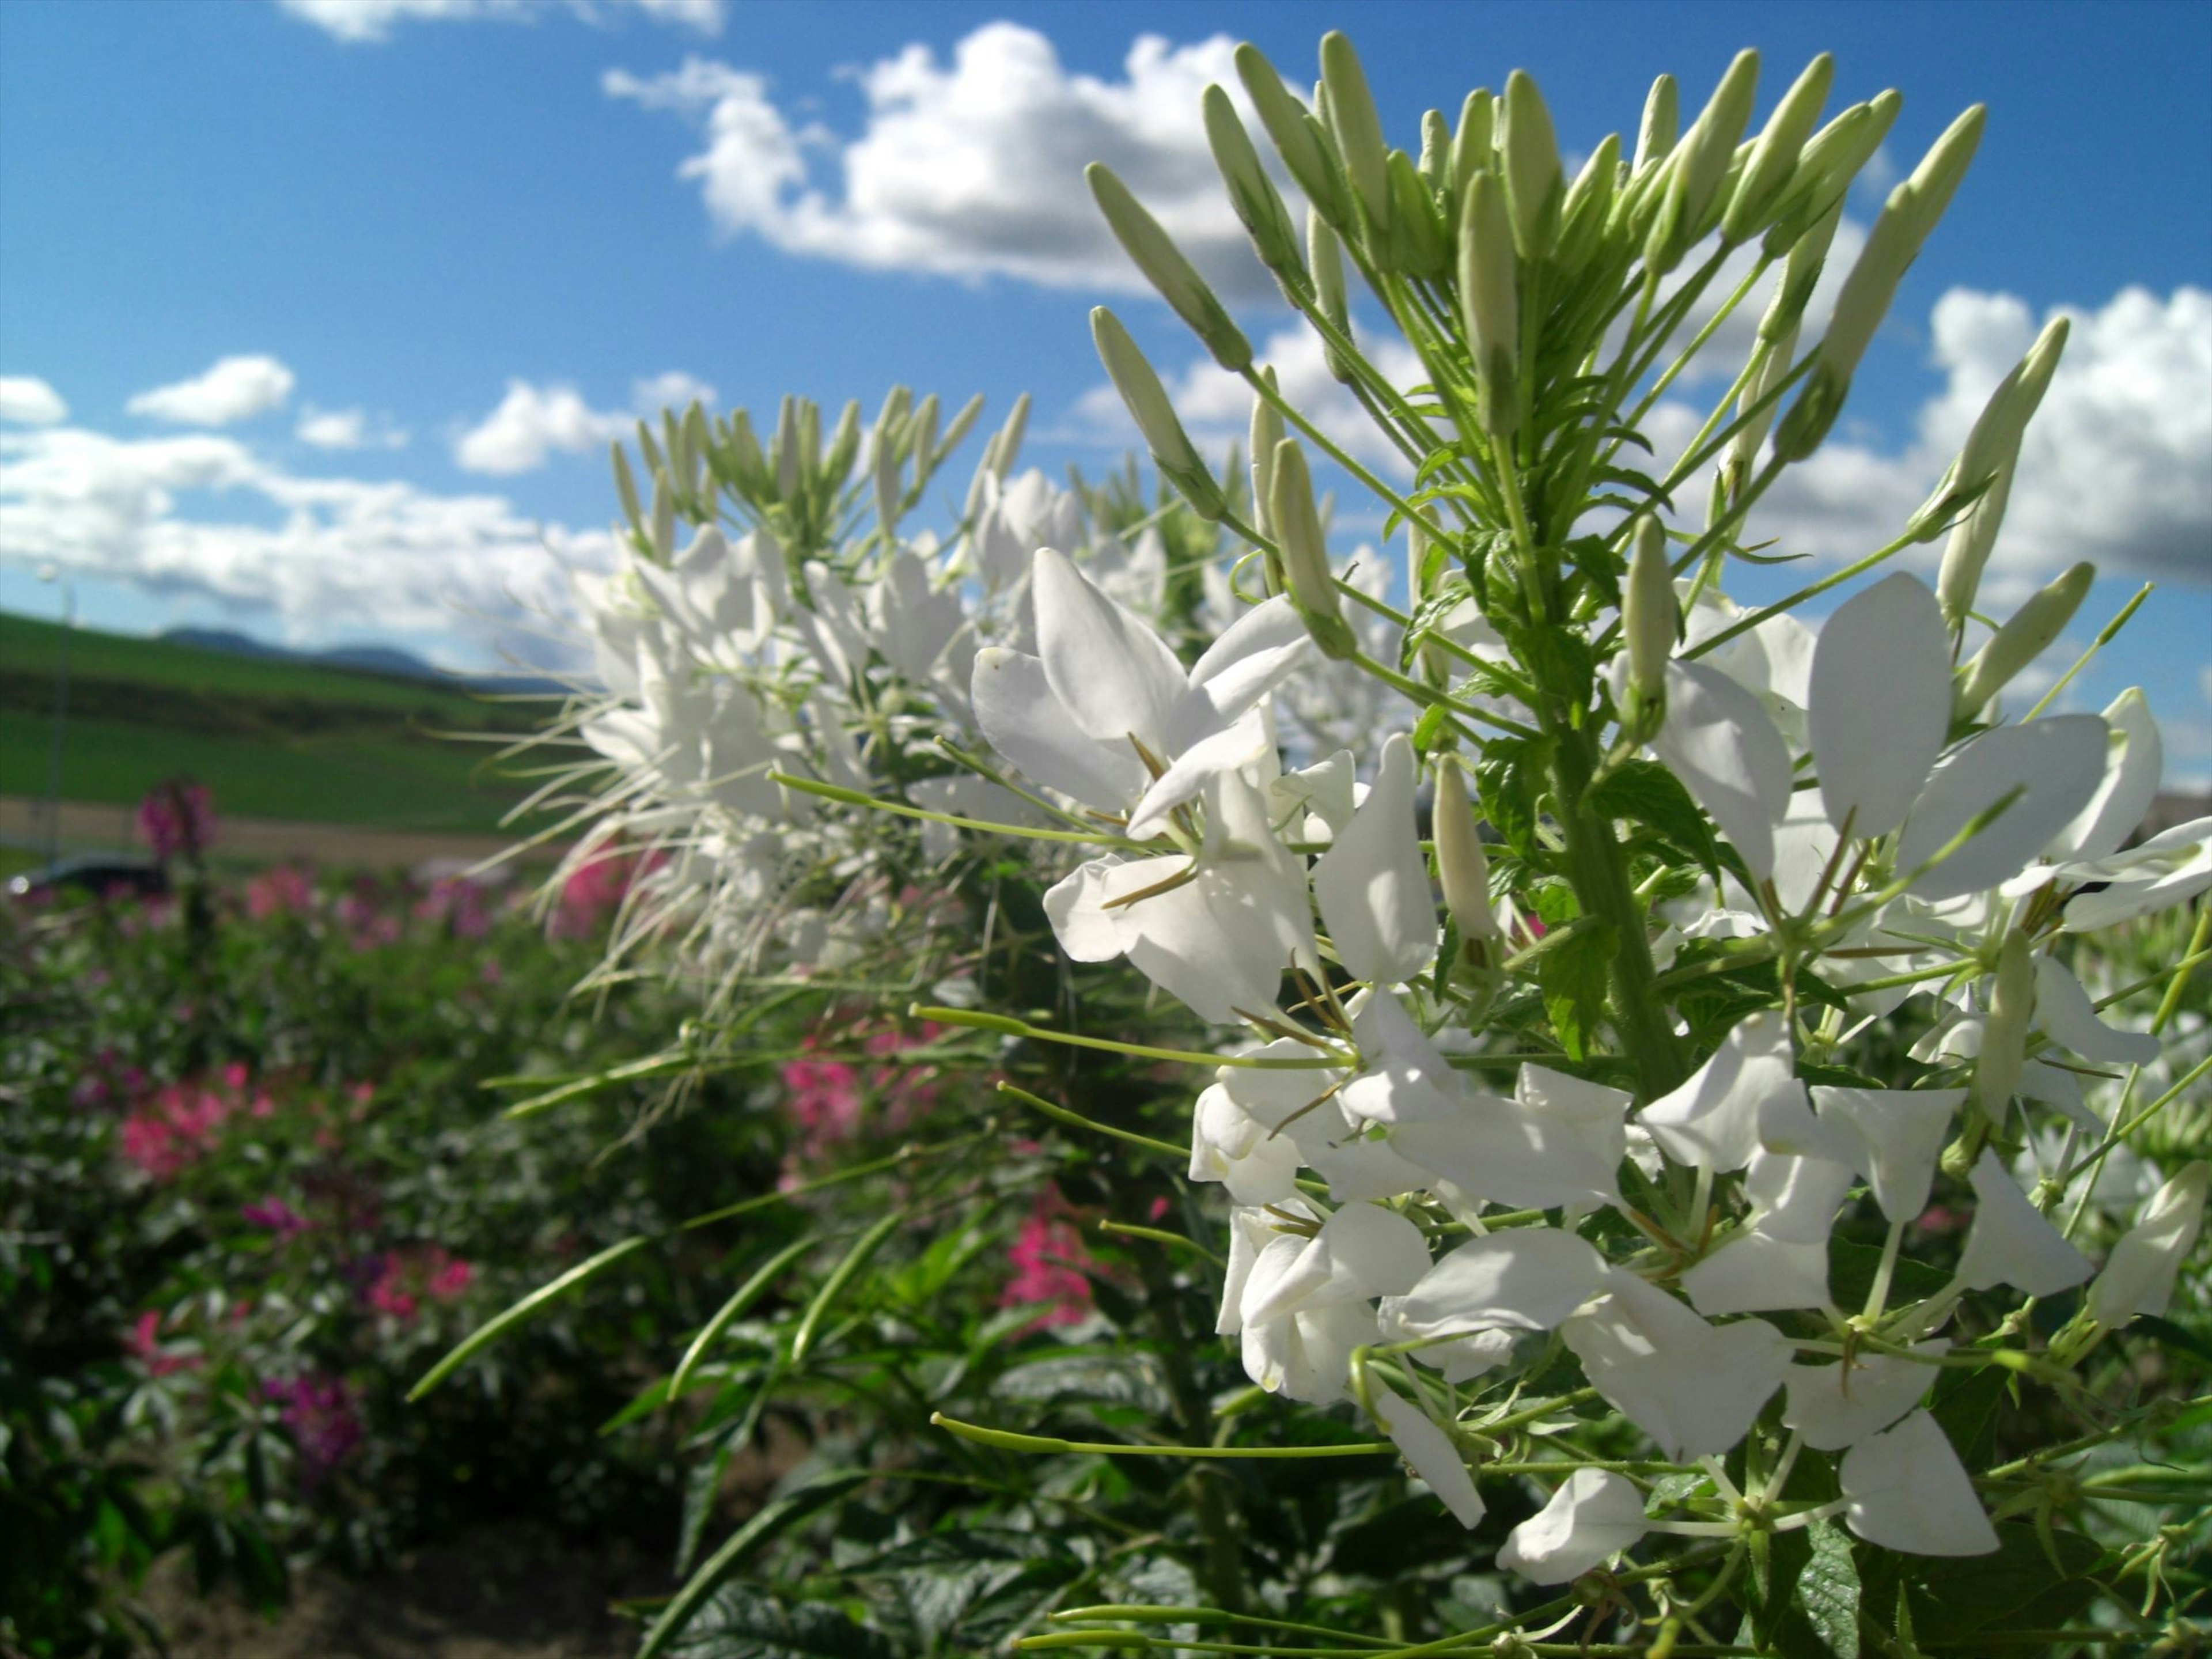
[365,1245,474,1322]
[776,1020,947,1181]
[264,1372,362,1479]
[243,1195,310,1238]
[119,1063,273,1179]
[245,863,316,919]
[138,779,217,862]
[414,875,491,938]
[125,1309,200,1377]
[1001,1188,1098,1331]
[551,848,661,938]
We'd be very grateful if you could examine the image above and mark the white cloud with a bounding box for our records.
[453,372,716,474]
[1742,285,2212,583]
[605,24,1277,297]
[0,422,612,652]
[1,376,69,426]
[277,0,721,45]
[127,355,297,426]
[296,406,408,450]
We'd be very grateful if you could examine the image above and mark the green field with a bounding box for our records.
[1,612,562,833]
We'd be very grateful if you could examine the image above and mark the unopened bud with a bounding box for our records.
[1930,316,2070,529]
[1624,517,1677,706]
[992,392,1030,479]
[1723,52,1832,244]
[1204,84,1304,281]
[1648,49,1760,271]
[1936,464,2013,631]
[1320,32,1392,241]
[650,468,676,562]
[1308,207,1356,384]
[797,398,822,476]
[1091,307,1225,520]
[728,409,763,489]
[1633,73,1679,175]
[1449,87,1494,198]
[1975,930,2033,1123]
[1249,370,1285,550]
[2089,1161,2209,1329]
[1772,179,1923,459]
[1904,104,1986,238]
[611,442,643,540]
[1419,108,1451,192]
[1088,163,1251,370]
[772,396,800,497]
[822,398,861,487]
[910,393,939,480]
[1553,133,1619,276]
[1387,147,1448,278]
[1457,170,1520,438]
[1501,69,1564,262]
[1953,560,2093,717]
[1270,438,1357,660]
[1762,90,1900,259]
[937,392,984,463]
[1759,197,1844,343]
[1236,43,1352,232]
[1728,320,1800,490]
[1434,762,1499,944]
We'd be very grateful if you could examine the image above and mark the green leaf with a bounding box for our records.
[1477,737,1548,862]
[675,1234,821,1402]
[1826,1237,1949,1313]
[641,1472,874,1659]
[790,1211,904,1366]
[660,1582,897,1658]
[1927,1362,2011,1471]
[1794,1520,1859,1657]
[1586,759,1719,874]
[1537,920,1616,1062]
[1858,1521,2102,1647]
[408,1234,649,1400]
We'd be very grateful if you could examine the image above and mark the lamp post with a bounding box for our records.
[37,564,73,865]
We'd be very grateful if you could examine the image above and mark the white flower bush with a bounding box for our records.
[518,30,2210,1654]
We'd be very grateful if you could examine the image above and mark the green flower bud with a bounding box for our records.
[1552,132,1620,277]
[991,391,1031,480]
[1419,108,1451,192]
[1249,368,1285,550]
[1236,43,1352,232]
[1501,69,1564,262]
[611,442,643,541]
[1772,179,1924,459]
[797,397,822,476]
[1904,104,1986,239]
[1270,438,1358,660]
[772,396,800,497]
[1308,206,1357,384]
[1722,52,1833,244]
[822,398,861,488]
[1759,196,1844,343]
[1456,169,1520,440]
[1976,929,2034,1124]
[1320,31,1392,242]
[1728,319,1800,494]
[1088,162,1251,372]
[1624,516,1677,703]
[1434,760,1501,948]
[727,409,763,491]
[1938,316,2069,524]
[650,468,675,562]
[909,393,938,480]
[634,415,662,477]
[1936,464,2014,632]
[1386,147,1448,279]
[938,391,984,463]
[1762,90,1900,259]
[1647,49,1759,271]
[1449,87,1494,199]
[1953,561,2093,718]
[1633,73,1679,174]
[1203,83,1304,282]
[1090,307,1225,521]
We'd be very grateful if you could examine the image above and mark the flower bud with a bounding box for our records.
[1624,516,1677,705]
[1456,170,1520,439]
[1449,87,1494,199]
[1387,147,1449,278]
[1771,179,1923,460]
[1320,31,1392,241]
[1434,762,1499,944]
[1203,83,1304,282]
[1722,52,1832,244]
[1419,108,1451,192]
[991,391,1030,479]
[822,397,861,487]
[1925,316,2069,534]
[1091,307,1225,521]
[797,397,822,476]
[611,442,644,541]
[1270,438,1358,660]
[1249,369,1285,552]
[1236,43,1352,232]
[1727,319,1799,493]
[2089,1161,2209,1329]
[1759,196,1843,343]
[1647,49,1759,272]
[938,391,984,463]
[1936,464,2013,632]
[1552,133,1619,278]
[1975,930,2033,1124]
[1953,561,2093,718]
[1501,69,1564,262]
[728,409,763,490]
[909,393,938,479]
[1762,90,1900,260]
[1088,163,1252,371]
[1633,73,1678,175]
[772,396,800,497]
[1904,104,1986,238]
[650,467,675,562]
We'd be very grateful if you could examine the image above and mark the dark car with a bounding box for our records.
[7,855,171,902]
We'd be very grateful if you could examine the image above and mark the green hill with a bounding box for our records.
[0,611,571,834]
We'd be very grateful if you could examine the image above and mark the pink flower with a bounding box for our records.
[245,863,315,919]
[264,1372,362,1480]
[120,1079,238,1179]
[1001,1189,1097,1331]
[243,1196,308,1238]
[415,875,491,938]
[138,779,217,862]
[367,1246,473,1320]
[551,849,657,938]
[427,1251,474,1300]
[125,1310,199,1377]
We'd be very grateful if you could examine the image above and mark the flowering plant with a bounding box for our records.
[483,31,2212,1656]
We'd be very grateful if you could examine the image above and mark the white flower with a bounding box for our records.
[1370,1385,1486,1529]
[1378,1226,1609,1341]
[1310,733,1438,986]
[1806,1086,1963,1225]
[1781,1341,1945,1449]
[1840,1410,1999,1555]
[2089,1161,2209,1329]
[1955,1149,2094,1296]
[1805,572,1954,839]
[1391,1063,1634,1215]
[1560,1271,1793,1460]
[1641,1010,1805,1173]
[1497,1468,1649,1583]
[1680,1149,1852,1316]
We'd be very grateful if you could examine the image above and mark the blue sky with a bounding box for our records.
[2,0,2207,775]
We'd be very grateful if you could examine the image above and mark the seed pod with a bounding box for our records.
[1091,307,1225,521]
[1501,69,1564,262]
[1953,561,2093,717]
[1456,170,1520,440]
[1088,163,1252,370]
[1434,762,1499,945]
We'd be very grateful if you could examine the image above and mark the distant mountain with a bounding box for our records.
[158,627,562,695]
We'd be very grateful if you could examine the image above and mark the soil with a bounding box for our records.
[135,1524,664,1659]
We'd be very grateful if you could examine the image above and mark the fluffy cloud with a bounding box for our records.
[453,372,717,475]
[1,376,69,426]
[0,423,612,652]
[277,0,721,45]
[1743,285,2212,583]
[127,355,297,426]
[296,406,408,450]
[605,24,1276,297]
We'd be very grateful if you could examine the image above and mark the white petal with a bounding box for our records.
[1896,716,2108,902]
[1177,595,1312,743]
[1041,858,1131,962]
[1680,1229,1832,1316]
[1127,711,1272,838]
[1391,1099,1624,1213]
[1241,1230,1335,1330]
[1312,734,1437,986]
[972,647,1147,811]
[1320,1202,1433,1297]
[1371,1386,1486,1529]
[1782,1342,1945,1450]
[1652,659,1794,881]
[2089,1161,2209,1327]
[1743,1149,1856,1244]
[1562,1274,1793,1461]
[1808,573,1953,838]
[1956,1149,2093,1295]
[1840,1410,1999,1556]
[1381,1227,1608,1335]
[2032,956,2160,1066]
[1340,992,1469,1125]
[1497,1468,1647,1584]
[1641,1010,1801,1173]
[1812,1087,1963,1225]
[2047,688,2163,861]
[1032,546,1189,752]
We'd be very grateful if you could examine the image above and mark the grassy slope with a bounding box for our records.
[1,613,560,832]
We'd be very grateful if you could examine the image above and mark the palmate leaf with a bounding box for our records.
[1857,1521,2106,1649]
[661,1584,899,1659]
